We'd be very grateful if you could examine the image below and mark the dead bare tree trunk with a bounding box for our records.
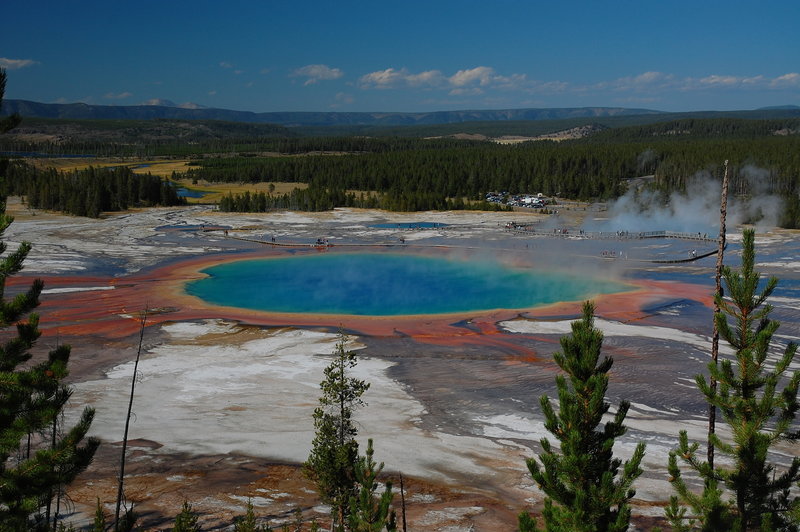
[707,160,729,468]
[400,473,407,532]
[115,311,147,531]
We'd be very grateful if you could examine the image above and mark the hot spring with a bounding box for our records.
[186,252,630,316]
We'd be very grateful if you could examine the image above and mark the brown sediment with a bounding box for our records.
[70,444,522,531]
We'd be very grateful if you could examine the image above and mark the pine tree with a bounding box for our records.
[348,439,397,532]
[519,301,646,532]
[92,498,106,532]
[0,189,100,527]
[174,500,201,532]
[0,68,21,135]
[234,499,269,532]
[0,69,99,526]
[666,228,800,531]
[304,331,370,532]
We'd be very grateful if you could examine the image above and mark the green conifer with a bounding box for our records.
[348,439,397,532]
[0,194,100,528]
[519,301,646,532]
[234,499,269,532]
[0,69,21,134]
[174,500,201,532]
[304,331,370,531]
[92,498,106,532]
[667,229,800,531]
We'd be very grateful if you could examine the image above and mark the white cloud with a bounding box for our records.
[104,91,133,100]
[741,75,765,85]
[0,57,38,70]
[590,70,800,95]
[691,72,800,90]
[449,66,495,87]
[358,68,408,89]
[532,80,570,93]
[634,71,665,84]
[330,92,355,108]
[142,98,177,106]
[597,71,677,92]
[335,92,354,104]
[357,65,800,104]
[492,73,531,91]
[360,65,526,92]
[449,87,484,96]
[406,70,446,87]
[359,68,446,89]
[359,65,570,97]
[771,72,800,87]
[699,74,741,86]
[291,64,344,86]
[219,62,244,75]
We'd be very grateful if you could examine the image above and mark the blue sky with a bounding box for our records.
[2,1,798,113]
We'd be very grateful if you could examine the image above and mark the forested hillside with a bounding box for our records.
[4,116,800,226]
[3,111,800,156]
[4,164,186,217]
[0,117,296,156]
[586,117,800,141]
[181,128,800,226]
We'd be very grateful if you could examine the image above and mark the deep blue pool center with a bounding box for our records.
[186,252,628,316]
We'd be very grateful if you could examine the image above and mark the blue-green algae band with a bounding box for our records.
[186,253,628,316]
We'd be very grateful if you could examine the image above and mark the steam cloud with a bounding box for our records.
[588,166,785,234]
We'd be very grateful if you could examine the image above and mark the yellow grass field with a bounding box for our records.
[172,179,308,204]
[28,157,190,175]
[28,158,307,204]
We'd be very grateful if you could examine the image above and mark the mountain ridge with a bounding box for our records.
[1,99,663,127]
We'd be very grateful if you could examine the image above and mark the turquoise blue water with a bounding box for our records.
[186,252,629,316]
[175,187,207,199]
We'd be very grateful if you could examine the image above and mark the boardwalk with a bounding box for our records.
[505,225,716,243]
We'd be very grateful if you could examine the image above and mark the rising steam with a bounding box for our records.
[588,165,784,234]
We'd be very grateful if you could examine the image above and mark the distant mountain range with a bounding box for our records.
[756,104,800,111]
[1,99,664,127]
